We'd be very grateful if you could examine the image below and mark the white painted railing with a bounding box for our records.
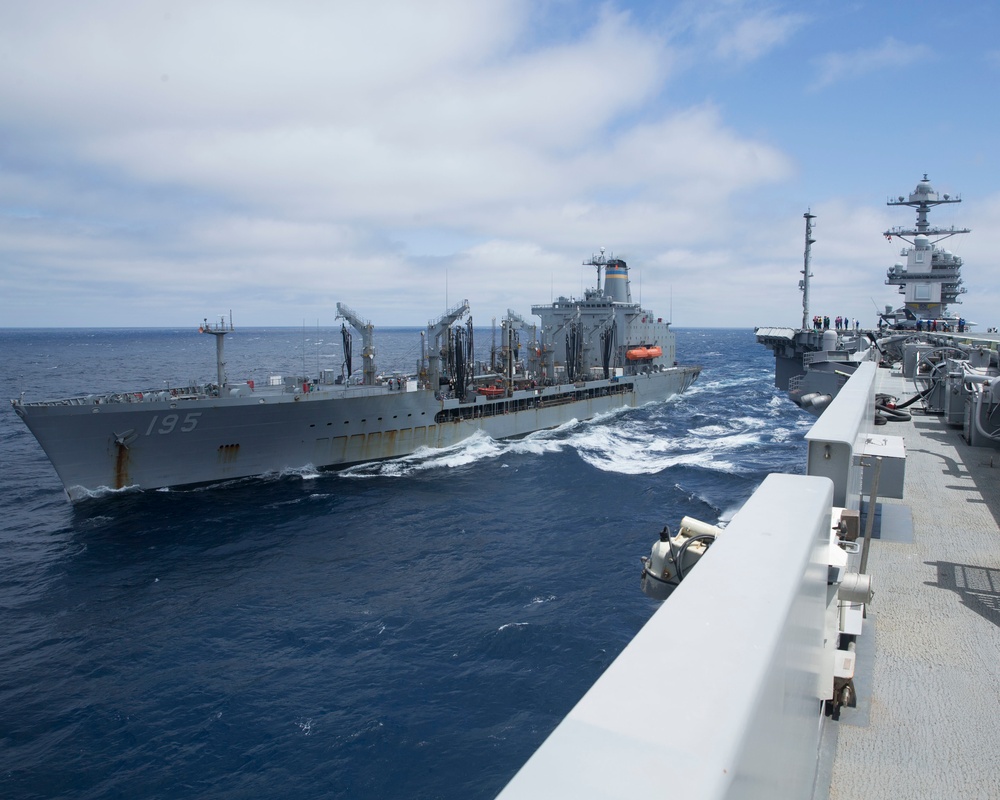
[805,361,876,508]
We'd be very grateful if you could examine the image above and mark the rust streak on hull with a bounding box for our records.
[114,442,130,489]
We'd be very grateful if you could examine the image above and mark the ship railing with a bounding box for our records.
[805,361,877,508]
[804,348,864,367]
[21,378,380,407]
[22,385,216,407]
[787,370,852,393]
[428,299,470,328]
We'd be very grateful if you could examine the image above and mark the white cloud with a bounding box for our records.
[810,36,934,91]
[21,3,671,227]
[0,1,809,329]
[664,1,805,65]
[0,1,525,132]
[713,10,805,64]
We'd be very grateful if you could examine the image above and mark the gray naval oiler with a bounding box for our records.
[13,251,701,501]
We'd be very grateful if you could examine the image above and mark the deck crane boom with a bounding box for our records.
[336,302,376,386]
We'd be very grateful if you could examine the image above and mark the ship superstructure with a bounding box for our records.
[755,177,1000,452]
[12,251,700,500]
[882,174,970,329]
[757,176,977,405]
[532,249,676,383]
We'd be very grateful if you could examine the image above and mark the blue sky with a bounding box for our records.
[1,0,998,329]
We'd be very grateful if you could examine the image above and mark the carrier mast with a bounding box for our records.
[801,212,816,331]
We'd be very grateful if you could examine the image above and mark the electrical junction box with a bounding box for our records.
[834,648,856,679]
[836,508,861,541]
[861,435,906,499]
[840,602,864,636]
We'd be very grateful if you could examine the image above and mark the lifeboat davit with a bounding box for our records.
[626,346,662,361]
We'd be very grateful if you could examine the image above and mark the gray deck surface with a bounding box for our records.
[829,366,1000,799]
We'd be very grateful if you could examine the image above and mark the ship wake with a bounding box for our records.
[337,397,800,479]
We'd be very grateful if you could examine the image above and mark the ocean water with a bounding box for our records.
[0,327,810,799]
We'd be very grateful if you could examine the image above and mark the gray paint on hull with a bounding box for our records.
[16,367,700,499]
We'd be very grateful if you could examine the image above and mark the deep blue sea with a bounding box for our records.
[0,327,810,799]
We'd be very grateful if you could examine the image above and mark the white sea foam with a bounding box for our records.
[67,483,140,502]
[526,595,556,606]
[732,415,768,429]
[279,464,322,480]
[768,427,796,443]
[554,410,755,474]
[577,444,738,475]
[685,374,764,393]
[690,424,731,437]
[341,431,508,478]
[339,387,782,480]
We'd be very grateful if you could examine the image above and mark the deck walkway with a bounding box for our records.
[829,365,1000,799]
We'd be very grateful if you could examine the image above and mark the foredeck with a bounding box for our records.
[828,365,1000,798]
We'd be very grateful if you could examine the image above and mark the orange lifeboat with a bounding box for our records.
[626,346,662,361]
[476,386,505,398]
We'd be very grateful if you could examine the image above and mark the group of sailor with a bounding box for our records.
[811,315,861,332]
[913,318,966,333]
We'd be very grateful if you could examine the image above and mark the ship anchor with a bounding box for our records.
[113,429,138,449]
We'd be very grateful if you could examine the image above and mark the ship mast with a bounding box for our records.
[800,212,815,331]
[200,313,233,389]
[584,247,606,294]
[884,175,970,321]
[885,174,967,243]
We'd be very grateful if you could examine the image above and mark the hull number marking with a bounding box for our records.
[144,412,202,436]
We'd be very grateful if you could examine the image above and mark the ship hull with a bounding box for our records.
[14,367,700,500]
